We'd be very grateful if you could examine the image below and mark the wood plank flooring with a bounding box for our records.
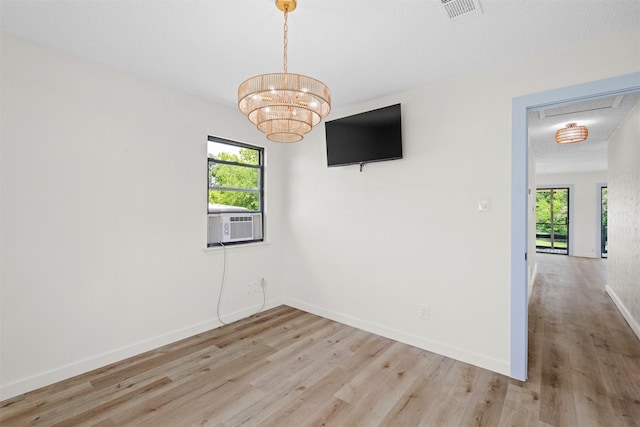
[2,254,639,426]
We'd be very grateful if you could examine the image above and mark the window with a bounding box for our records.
[207,136,264,246]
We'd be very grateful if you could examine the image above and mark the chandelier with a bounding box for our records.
[555,123,588,144]
[238,0,331,143]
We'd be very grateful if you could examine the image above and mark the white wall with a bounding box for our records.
[607,100,640,339]
[0,33,287,399]
[1,28,639,399]
[281,30,640,375]
[536,171,607,258]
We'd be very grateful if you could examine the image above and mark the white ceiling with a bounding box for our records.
[529,92,640,175]
[2,0,639,174]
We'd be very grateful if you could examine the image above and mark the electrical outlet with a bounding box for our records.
[418,304,429,320]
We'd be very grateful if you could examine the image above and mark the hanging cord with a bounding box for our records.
[257,278,267,315]
[283,5,288,73]
[216,242,230,325]
[216,242,267,326]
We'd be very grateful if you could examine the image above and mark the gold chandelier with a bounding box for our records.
[555,123,588,144]
[238,0,331,143]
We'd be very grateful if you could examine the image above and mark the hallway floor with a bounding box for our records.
[527,254,640,426]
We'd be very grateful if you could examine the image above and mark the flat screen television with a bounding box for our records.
[325,104,403,168]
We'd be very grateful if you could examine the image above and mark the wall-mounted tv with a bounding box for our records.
[325,103,403,168]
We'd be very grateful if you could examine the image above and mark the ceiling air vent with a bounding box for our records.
[441,0,482,23]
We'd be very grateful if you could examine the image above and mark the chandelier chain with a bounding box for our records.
[283,6,288,73]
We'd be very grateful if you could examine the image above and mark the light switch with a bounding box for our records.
[478,197,491,212]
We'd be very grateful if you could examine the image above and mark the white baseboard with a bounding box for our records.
[283,298,510,377]
[605,286,640,341]
[0,297,285,401]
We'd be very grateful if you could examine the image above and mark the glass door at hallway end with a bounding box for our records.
[536,188,569,255]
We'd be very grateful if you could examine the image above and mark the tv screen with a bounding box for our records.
[325,104,403,167]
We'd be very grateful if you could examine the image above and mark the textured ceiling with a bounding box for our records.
[529,93,640,175]
[1,0,639,174]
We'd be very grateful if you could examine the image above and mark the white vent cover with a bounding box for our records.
[441,0,482,23]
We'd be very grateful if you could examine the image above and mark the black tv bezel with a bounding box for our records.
[324,103,403,168]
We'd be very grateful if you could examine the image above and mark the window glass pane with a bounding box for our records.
[552,224,568,249]
[552,189,568,223]
[535,190,552,240]
[207,140,259,166]
[209,162,259,190]
[208,190,259,212]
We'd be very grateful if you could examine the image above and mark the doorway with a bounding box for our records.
[510,72,640,382]
[535,188,569,255]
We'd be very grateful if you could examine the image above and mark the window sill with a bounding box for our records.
[203,241,270,253]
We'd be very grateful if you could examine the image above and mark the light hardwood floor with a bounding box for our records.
[2,254,639,426]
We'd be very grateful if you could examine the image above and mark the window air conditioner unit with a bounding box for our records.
[220,214,255,243]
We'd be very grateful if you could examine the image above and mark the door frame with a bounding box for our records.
[510,72,640,381]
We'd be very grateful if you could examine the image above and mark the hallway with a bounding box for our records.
[528,254,640,426]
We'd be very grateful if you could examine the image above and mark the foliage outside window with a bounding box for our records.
[207,137,263,213]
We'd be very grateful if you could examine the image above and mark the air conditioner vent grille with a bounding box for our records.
[441,0,482,23]
[222,214,254,242]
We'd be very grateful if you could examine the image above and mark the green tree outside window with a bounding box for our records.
[208,147,261,211]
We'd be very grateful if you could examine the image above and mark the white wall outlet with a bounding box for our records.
[418,304,429,320]
[247,282,259,294]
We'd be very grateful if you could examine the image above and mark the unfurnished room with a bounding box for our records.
[1,0,639,425]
